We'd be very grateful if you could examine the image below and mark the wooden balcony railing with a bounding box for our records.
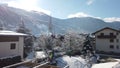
[97,35,116,39]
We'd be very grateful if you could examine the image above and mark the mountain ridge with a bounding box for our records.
[0,5,120,36]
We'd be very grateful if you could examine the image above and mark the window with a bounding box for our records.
[110,45,114,49]
[110,33,113,36]
[116,39,119,42]
[116,32,119,35]
[100,33,104,36]
[110,39,114,42]
[10,43,16,49]
[116,45,119,49]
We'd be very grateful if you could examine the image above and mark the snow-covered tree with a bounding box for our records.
[36,34,56,50]
[37,34,48,50]
[64,31,85,51]
[16,18,34,58]
[36,30,87,56]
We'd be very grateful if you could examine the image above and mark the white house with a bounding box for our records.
[0,30,26,59]
[93,27,120,53]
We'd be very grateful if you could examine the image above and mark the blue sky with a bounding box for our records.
[1,0,120,22]
[38,0,120,18]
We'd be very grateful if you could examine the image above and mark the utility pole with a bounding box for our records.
[48,14,56,35]
[69,35,72,57]
[49,16,53,34]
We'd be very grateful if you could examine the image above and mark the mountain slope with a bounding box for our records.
[0,5,51,35]
[0,4,120,36]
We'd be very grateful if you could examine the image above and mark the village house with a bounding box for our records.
[93,27,120,53]
[0,30,26,59]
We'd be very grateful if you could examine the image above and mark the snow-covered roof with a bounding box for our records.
[0,30,27,36]
[35,51,47,59]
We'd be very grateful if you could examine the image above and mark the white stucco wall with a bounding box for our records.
[0,36,24,59]
[18,37,24,59]
[0,42,19,58]
[95,29,120,53]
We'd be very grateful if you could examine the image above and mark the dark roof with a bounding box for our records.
[93,27,120,34]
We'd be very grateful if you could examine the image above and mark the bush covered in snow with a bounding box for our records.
[36,31,86,52]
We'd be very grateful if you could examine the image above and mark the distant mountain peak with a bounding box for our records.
[31,10,47,15]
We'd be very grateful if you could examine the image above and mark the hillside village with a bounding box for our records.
[0,19,120,68]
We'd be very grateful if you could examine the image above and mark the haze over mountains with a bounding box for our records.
[0,4,120,36]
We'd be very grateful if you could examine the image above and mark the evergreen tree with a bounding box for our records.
[16,18,30,34]
[82,35,95,57]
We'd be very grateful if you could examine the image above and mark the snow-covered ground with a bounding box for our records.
[92,59,120,68]
[56,56,91,68]
[56,55,120,68]
[26,52,120,68]
[26,52,34,60]
[92,62,119,68]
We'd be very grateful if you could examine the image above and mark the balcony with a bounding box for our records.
[97,35,116,39]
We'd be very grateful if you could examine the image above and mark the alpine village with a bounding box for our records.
[0,3,120,68]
